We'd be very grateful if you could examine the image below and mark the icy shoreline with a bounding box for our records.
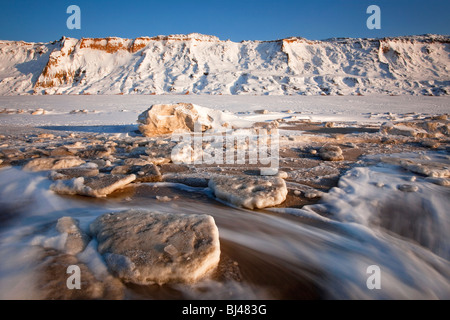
[0,96,449,299]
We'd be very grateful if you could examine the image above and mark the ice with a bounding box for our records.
[307,157,450,259]
[381,157,450,178]
[49,166,99,180]
[90,209,221,285]
[137,102,250,137]
[0,92,449,299]
[50,174,136,197]
[319,145,344,161]
[24,157,85,172]
[55,217,91,255]
[208,175,288,209]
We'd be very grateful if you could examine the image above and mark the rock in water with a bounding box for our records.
[208,175,288,209]
[90,210,220,285]
[137,103,212,137]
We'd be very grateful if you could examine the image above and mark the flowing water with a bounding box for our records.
[0,162,449,300]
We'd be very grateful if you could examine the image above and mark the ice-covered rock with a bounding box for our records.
[56,216,91,255]
[50,174,136,197]
[90,209,220,285]
[137,103,212,136]
[137,103,241,137]
[381,124,428,138]
[208,175,288,209]
[319,145,344,161]
[23,157,85,172]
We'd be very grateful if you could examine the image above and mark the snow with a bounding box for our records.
[0,34,448,96]
[1,95,448,129]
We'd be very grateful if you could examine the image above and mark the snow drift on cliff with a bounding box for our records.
[0,33,448,96]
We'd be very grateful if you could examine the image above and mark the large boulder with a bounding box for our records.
[90,210,221,285]
[208,175,288,209]
[137,103,213,137]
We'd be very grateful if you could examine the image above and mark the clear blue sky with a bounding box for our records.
[0,0,449,42]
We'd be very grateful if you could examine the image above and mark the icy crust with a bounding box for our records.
[208,175,288,209]
[50,174,136,197]
[90,210,221,285]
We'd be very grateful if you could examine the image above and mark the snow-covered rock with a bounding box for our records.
[90,209,221,285]
[137,103,205,136]
[208,175,288,209]
[50,174,136,197]
[137,103,235,136]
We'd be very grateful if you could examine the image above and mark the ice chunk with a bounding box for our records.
[90,209,220,285]
[24,157,85,172]
[381,157,450,178]
[50,174,136,197]
[35,248,124,299]
[319,145,344,161]
[137,103,212,136]
[49,166,99,180]
[56,216,91,255]
[208,175,288,209]
[138,103,249,137]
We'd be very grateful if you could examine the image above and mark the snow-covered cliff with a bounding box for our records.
[0,33,448,95]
